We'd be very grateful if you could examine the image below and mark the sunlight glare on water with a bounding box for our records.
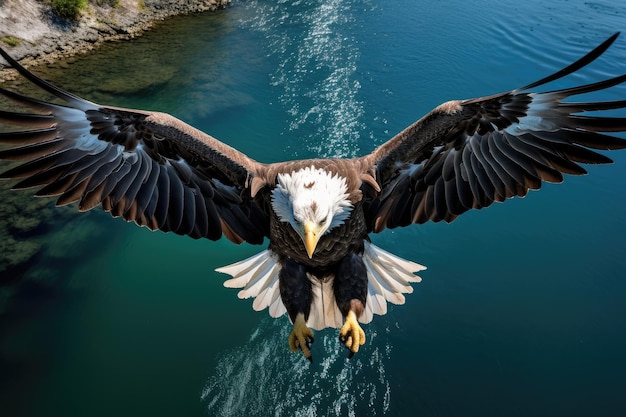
[201,319,393,416]
[242,0,366,158]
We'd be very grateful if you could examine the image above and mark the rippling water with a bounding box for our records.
[1,1,626,416]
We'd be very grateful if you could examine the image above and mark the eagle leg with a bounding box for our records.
[279,258,314,362]
[339,306,366,358]
[334,253,368,358]
[289,313,314,362]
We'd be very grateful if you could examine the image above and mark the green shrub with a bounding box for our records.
[1,36,20,47]
[50,0,88,20]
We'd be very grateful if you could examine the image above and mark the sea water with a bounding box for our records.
[1,0,625,416]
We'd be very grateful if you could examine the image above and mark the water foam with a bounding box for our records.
[242,0,367,158]
[201,318,393,416]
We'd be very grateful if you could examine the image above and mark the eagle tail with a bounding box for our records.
[307,276,344,330]
[217,243,426,330]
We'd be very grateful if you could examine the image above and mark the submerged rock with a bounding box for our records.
[96,64,178,95]
[0,237,41,276]
[0,177,109,314]
[0,0,232,316]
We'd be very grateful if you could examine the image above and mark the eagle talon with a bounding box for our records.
[339,310,366,357]
[288,313,315,362]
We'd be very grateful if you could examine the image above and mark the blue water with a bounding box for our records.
[1,0,626,416]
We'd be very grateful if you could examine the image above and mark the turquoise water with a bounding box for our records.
[1,0,626,416]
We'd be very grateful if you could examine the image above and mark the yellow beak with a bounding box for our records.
[303,221,321,259]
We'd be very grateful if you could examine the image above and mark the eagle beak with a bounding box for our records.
[303,221,321,258]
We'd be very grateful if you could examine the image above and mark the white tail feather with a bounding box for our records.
[308,276,343,330]
[216,242,426,330]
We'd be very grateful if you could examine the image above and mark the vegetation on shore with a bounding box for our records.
[49,0,87,20]
[48,0,120,20]
[1,36,20,47]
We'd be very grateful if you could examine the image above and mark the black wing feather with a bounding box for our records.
[368,33,626,232]
[0,46,268,244]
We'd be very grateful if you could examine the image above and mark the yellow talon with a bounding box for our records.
[288,313,314,362]
[339,310,366,357]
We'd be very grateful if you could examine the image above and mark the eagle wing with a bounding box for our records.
[0,47,268,244]
[365,32,626,232]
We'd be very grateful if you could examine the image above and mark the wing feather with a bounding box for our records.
[153,167,171,230]
[0,46,269,244]
[366,33,626,232]
[453,149,474,209]
[473,136,507,200]
[164,167,185,232]
[179,184,197,236]
[191,189,209,239]
[127,158,160,216]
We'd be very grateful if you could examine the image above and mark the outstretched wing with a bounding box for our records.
[365,33,626,232]
[0,47,268,244]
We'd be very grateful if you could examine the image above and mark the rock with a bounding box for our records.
[0,236,42,273]
[10,215,42,233]
[98,65,178,94]
[0,0,231,81]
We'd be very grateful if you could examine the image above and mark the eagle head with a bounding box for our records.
[271,166,353,258]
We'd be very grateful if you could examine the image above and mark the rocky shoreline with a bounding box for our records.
[0,0,230,313]
[0,0,231,81]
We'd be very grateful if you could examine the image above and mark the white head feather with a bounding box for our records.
[271,166,353,236]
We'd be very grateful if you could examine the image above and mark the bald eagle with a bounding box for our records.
[1,34,625,361]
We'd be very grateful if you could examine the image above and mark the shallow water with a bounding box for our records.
[1,0,626,416]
